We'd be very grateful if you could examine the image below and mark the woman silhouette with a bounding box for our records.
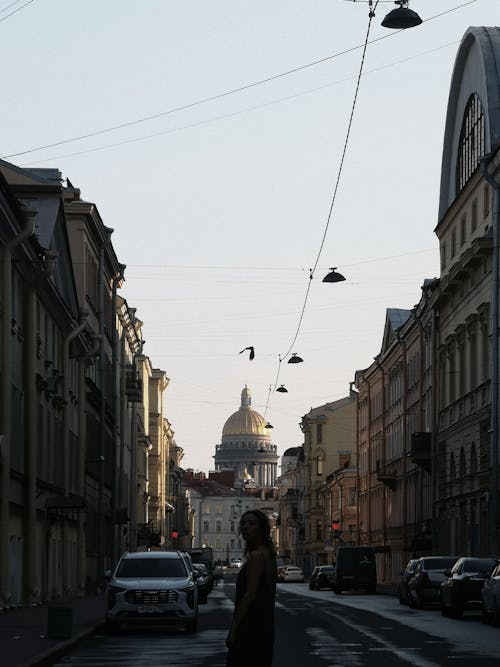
[226,509,277,666]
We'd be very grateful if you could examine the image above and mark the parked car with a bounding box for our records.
[398,559,419,605]
[230,558,243,569]
[333,546,377,594]
[193,563,210,604]
[105,551,199,633]
[407,556,458,609]
[309,565,336,590]
[481,559,500,624]
[281,565,305,583]
[441,556,497,618]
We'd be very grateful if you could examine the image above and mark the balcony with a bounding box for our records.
[375,460,396,490]
[125,366,142,403]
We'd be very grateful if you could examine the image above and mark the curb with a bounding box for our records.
[18,622,105,667]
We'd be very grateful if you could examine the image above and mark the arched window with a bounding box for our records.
[450,452,456,481]
[456,93,485,192]
[459,447,467,477]
[470,443,478,476]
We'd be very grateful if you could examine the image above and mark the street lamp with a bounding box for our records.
[381,1,422,29]
[322,267,346,283]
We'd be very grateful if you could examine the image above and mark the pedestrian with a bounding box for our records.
[226,509,277,667]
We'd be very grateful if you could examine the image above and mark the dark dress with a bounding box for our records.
[226,556,276,667]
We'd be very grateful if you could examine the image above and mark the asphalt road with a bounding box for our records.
[48,576,500,666]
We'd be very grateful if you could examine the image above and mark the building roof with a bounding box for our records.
[303,395,355,421]
[222,386,270,436]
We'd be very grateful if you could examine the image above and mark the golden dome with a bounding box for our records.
[222,387,269,436]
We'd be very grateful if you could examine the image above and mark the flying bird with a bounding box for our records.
[239,346,255,360]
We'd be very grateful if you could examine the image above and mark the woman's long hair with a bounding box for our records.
[240,509,276,559]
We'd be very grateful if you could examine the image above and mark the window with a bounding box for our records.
[316,456,324,476]
[230,521,235,533]
[216,520,222,533]
[450,228,457,258]
[484,185,490,217]
[450,452,456,480]
[441,242,447,271]
[460,215,466,246]
[316,423,323,443]
[459,448,466,477]
[203,520,209,532]
[316,520,323,541]
[216,504,222,515]
[471,199,478,231]
[456,93,485,192]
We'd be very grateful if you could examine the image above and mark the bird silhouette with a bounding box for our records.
[239,346,255,360]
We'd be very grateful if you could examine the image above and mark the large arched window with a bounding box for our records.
[456,93,485,192]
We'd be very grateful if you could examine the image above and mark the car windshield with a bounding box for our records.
[462,558,496,574]
[423,558,457,570]
[116,558,187,578]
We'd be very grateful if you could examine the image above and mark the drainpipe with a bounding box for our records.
[0,214,35,609]
[25,249,58,604]
[77,335,100,594]
[431,307,440,553]
[375,357,387,580]
[60,310,89,597]
[97,230,112,590]
[480,153,500,555]
[111,266,125,565]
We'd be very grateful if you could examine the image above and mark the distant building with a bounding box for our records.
[213,386,279,488]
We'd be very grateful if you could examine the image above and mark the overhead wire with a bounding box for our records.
[2,0,476,160]
[263,0,379,418]
[19,40,460,167]
[0,0,35,23]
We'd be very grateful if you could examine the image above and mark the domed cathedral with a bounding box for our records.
[213,386,279,488]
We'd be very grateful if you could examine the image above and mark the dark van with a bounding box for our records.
[333,546,377,594]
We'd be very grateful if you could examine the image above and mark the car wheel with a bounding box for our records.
[450,604,463,619]
[185,617,198,634]
[333,586,341,594]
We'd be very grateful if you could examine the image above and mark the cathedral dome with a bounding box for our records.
[222,386,269,436]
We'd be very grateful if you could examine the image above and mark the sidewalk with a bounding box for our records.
[0,594,105,667]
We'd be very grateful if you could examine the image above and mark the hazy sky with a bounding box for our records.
[2,0,497,472]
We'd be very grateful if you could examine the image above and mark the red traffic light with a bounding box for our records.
[331,521,340,531]
[171,530,179,539]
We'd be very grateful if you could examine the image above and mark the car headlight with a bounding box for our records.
[180,585,196,608]
[107,586,126,608]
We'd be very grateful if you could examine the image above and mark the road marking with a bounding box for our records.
[323,609,442,667]
[306,627,364,666]
[275,600,298,615]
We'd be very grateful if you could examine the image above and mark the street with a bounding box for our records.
[48,576,500,667]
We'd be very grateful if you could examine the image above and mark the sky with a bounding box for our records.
[1,0,498,473]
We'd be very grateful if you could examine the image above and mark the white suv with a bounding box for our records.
[106,551,199,633]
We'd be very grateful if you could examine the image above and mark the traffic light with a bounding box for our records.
[331,520,342,540]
